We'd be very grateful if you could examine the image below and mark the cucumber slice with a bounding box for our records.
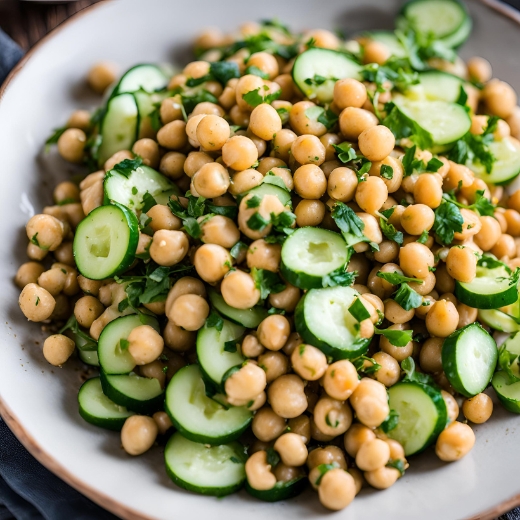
[98,314,159,375]
[245,477,307,502]
[197,318,245,388]
[454,262,518,309]
[164,432,246,496]
[104,164,180,212]
[397,0,471,48]
[469,137,520,186]
[442,323,498,397]
[113,64,168,97]
[78,377,134,431]
[78,349,100,367]
[498,332,520,383]
[240,183,292,208]
[208,289,267,329]
[100,371,164,414]
[295,286,369,360]
[73,203,139,280]
[366,32,406,58]
[98,93,139,165]
[492,371,520,414]
[292,48,361,104]
[478,309,520,333]
[387,381,447,456]
[407,71,469,103]
[165,365,252,444]
[280,228,349,289]
[392,97,471,146]
[133,89,168,138]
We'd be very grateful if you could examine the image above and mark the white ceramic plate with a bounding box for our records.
[1,1,520,519]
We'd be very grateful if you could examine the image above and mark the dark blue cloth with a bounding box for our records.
[0,29,23,84]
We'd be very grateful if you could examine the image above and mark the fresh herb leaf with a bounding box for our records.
[247,212,270,231]
[120,339,130,350]
[380,164,394,179]
[45,126,67,151]
[349,297,371,322]
[183,217,202,238]
[246,195,262,209]
[432,201,464,245]
[112,157,143,177]
[402,145,417,177]
[394,283,423,311]
[210,61,240,85]
[317,108,339,130]
[401,356,436,386]
[380,217,404,245]
[313,463,338,486]
[205,202,238,220]
[181,90,219,114]
[322,267,357,288]
[376,272,423,285]
[58,315,98,351]
[266,448,280,467]
[383,103,433,150]
[242,86,281,107]
[331,202,365,238]
[417,230,429,244]
[244,65,269,79]
[224,340,238,353]
[141,192,157,213]
[375,327,414,346]
[206,310,224,331]
[230,241,248,259]
[270,211,296,234]
[333,142,357,164]
[387,458,406,476]
[262,172,289,191]
[353,355,382,375]
[380,409,399,433]
[251,268,286,300]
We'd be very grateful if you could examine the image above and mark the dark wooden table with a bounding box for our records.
[0,0,101,50]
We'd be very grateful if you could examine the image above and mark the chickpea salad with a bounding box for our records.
[15,0,520,511]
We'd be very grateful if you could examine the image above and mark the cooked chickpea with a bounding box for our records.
[291,343,327,381]
[163,321,196,352]
[132,138,160,168]
[74,295,104,328]
[153,411,173,435]
[245,450,277,491]
[462,393,493,424]
[371,351,400,387]
[257,315,291,351]
[121,415,158,456]
[229,169,262,195]
[314,397,352,436]
[289,101,327,136]
[364,466,400,490]
[441,390,460,424]
[146,205,182,233]
[426,300,459,337]
[350,379,389,428]
[291,135,326,166]
[192,162,230,198]
[446,246,477,283]
[435,421,475,462]
[248,103,282,141]
[247,239,281,272]
[235,74,265,110]
[268,374,307,419]
[221,270,260,309]
[269,283,301,312]
[420,337,444,373]
[87,62,116,94]
[225,362,267,406]
[127,325,164,365]
[139,360,166,388]
[363,39,391,65]
[334,78,367,110]
[339,107,378,141]
[157,152,185,180]
[272,129,297,162]
[149,230,189,267]
[294,199,326,226]
[400,204,435,235]
[358,125,395,162]
[327,167,358,202]
[355,176,388,214]
[356,438,390,471]
[67,110,91,130]
[194,114,230,151]
[157,120,188,150]
[170,294,209,331]
[222,136,258,171]
[344,423,376,457]
[307,445,347,471]
[193,244,232,283]
[43,334,75,366]
[252,406,286,442]
[19,283,56,321]
[26,214,64,251]
[15,262,45,289]
[467,56,492,83]
[258,351,288,383]
[53,181,80,204]
[492,233,517,259]
[318,469,356,511]
[483,79,517,119]
[399,242,434,279]
[273,433,307,467]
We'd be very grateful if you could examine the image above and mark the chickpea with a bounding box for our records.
[369,156,404,194]
[399,242,434,279]
[146,205,182,233]
[272,129,297,162]
[435,421,475,462]
[153,411,173,436]
[26,214,64,251]
[19,283,56,321]
[287,416,311,444]
[358,125,395,162]
[355,176,388,214]
[350,378,389,428]
[229,169,262,195]
[441,390,460,424]
[221,270,260,309]
[383,298,414,325]
[269,283,301,312]
[363,39,391,65]
[289,101,327,136]
[127,325,164,365]
[420,337,444,373]
[273,433,307,467]
[149,230,189,267]
[42,334,75,366]
[193,114,229,151]
[318,469,356,511]
[245,451,277,491]
[400,204,435,236]
[462,393,493,424]
[426,300,459,337]
[248,103,282,141]
[121,416,158,456]
[257,315,291,351]
[132,138,159,168]
[246,239,281,272]
[364,466,400,490]
[444,162,474,191]
[235,74,265,111]
[15,262,45,289]
[356,438,390,471]
[492,233,517,259]
[483,79,517,119]
[87,62,116,94]
[291,135,326,166]
[222,136,258,171]
[307,445,347,471]
[294,199,326,226]
[140,360,166,388]
[268,374,307,419]
[192,162,230,198]
[258,351,289,383]
[289,343,326,381]
[159,95,183,124]
[53,181,80,204]
[74,295,104,328]
[252,406,286,442]
[67,110,91,131]
[371,351,400,387]
[193,244,232,283]
[467,56,492,83]
[333,78,367,110]
[54,241,75,265]
[327,167,358,202]
[446,246,477,283]
[504,209,520,237]
[225,362,267,406]
[339,107,378,141]
[313,397,353,436]
[156,120,188,150]
[305,29,340,49]
[164,277,206,318]
[163,321,196,352]
[170,294,209,332]
[344,423,376,457]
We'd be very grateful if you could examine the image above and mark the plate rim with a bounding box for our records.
[0,1,519,519]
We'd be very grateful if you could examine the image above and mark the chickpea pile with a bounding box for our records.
[15,17,520,512]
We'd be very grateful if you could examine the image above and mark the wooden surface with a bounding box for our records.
[0,0,102,50]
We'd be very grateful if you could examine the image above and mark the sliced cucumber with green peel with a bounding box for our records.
[208,290,267,329]
[197,318,245,388]
[397,0,471,48]
[98,93,139,165]
[104,164,180,212]
[133,89,168,138]
[100,371,164,414]
[240,183,292,208]
[292,48,361,104]
[498,332,520,383]
[165,365,252,444]
[164,432,246,496]
[78,377,134,431]
[492,371,520,414]
[454,261,518,309]
[245,477,306,502]
[366,31,406,58]
[387,381,447,456]
[78,349,100,367]
[112,64,168,97]
[469,137,520,186]
[407,71,469,104]
[295,286,369,360]
[98,314,159,375]
[442,323,497,398]
[478,309,520,333]
[280,228,349,289]
[73,202,139,280]
[391,97,471,146]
